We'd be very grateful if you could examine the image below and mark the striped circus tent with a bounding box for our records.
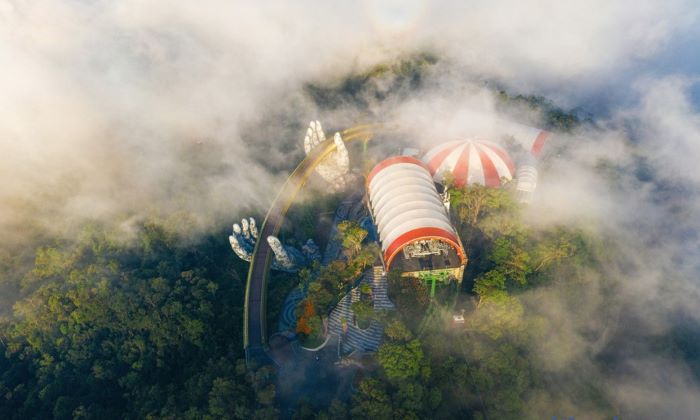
[422,139,515,188]
[499,122,551,157]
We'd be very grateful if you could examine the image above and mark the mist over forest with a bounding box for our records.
[1,1,700,419]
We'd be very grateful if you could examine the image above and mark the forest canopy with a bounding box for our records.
[0,219,277,419]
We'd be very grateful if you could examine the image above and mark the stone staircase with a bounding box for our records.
[327,266,394,354]
[371,265,394,310]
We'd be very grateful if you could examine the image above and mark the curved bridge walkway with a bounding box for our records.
[244,124,378,366]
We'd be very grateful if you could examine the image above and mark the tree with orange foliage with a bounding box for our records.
[296,299,316,336]
[296,317,311,336]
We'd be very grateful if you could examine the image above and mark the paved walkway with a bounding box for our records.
[327,265,394,354]
[243,125,377,365]
[278,288,304,333]
[276,187,366,338]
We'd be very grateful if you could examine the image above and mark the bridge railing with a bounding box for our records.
[243,124,383,355]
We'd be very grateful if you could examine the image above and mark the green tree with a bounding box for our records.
[352,300,375,329]
[449,184,504,227]
[467,292,524,340]
[328,399,348,420]
[350,379,393,420]
[387,271,429,330]
[532,230,577,272]
[337,220,368,258]
[384,319,412,342]
[0,220,258,419]
[377,339,424,381]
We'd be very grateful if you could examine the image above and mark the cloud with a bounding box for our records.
[1,0,698,238]
[524,78,700,415]
[2,1,700,415]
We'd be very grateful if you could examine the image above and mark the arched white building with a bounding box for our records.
[367,156,466,281]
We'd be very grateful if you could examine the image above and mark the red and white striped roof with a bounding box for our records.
[367,156,465,270]
[422,139,515,188]
[499,121,551,157]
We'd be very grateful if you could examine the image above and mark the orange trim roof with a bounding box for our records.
[366,155,431,187]
[384,227,465,270]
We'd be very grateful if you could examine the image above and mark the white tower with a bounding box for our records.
[515,165,538,204]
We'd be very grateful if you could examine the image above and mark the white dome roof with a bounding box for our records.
[367,156,464,269]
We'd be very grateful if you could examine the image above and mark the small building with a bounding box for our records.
[452,313,465,326]
[366,156,467,295]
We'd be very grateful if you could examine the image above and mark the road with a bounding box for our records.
[244,124,378,365]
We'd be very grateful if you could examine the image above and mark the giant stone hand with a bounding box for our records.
[303,121,350,190]
[229,217,258,262]
[229,216,321,272]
